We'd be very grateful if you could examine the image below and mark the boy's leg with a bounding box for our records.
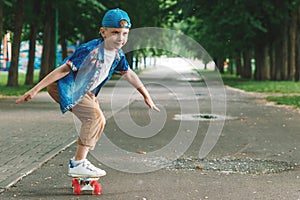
[49,83,105,158]
[72,92,106,159]
[74,144,89,161]
[48,84,106,176]
[69,93,106,176]
[47,82,60,103]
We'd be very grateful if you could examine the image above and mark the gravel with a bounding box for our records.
[169,157,296,174]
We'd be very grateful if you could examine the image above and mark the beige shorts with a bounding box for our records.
[47,82,106,150]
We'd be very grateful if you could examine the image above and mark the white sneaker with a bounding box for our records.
[68,159,107,177]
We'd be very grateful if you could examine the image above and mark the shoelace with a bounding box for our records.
[83,160,98,171]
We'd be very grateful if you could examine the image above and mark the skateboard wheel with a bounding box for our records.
[90,180,97,186]
[72,179,81,195]
[71,178,79,188]
[73,184,81,195]
[98,184,103,194]
[91,180,102,195]
[93,183,102,195]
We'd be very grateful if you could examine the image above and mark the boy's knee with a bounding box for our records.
[95,108,106,126]
[96,112,106,131]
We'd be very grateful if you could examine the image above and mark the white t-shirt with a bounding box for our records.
[90,49,116,91]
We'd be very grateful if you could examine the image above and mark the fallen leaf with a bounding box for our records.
[136,151,147,155]
[195,165,202,169]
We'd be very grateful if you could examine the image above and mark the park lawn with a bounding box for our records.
[1,70,300,109]
[266,96,300,107]
[0,71,40,96]
[222,73,300,108]
[0,70,123,96]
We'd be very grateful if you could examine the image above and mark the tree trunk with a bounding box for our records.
[48,22,56,72]
[25,25,37,85]
[126,51,134,69]
[228,59,233,74]
[123,39,134,69]
[296,35,300,81]
[289,7,297,81]
[242,49,252,79]
[39,1,53,80]
[274,35,283,80]
[215,57,224,73]
[269,41,276,80]
[135,55,139,70]
[143,56,147,68]
[281,24,289,80]
[25,0,41,85]
[7,0,24,87]
[60,37,67,61]
[265,45,270,80]
[0,0,3,54]
[254,42,267,81]
[235,50,242,76]
[295,2,300,81]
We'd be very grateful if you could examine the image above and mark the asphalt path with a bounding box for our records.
[0,64,299,199]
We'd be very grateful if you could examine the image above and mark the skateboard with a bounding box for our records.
[71,177,102,195]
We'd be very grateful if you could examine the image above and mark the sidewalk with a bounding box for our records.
[0,64,300,199]
[0,93,77,190]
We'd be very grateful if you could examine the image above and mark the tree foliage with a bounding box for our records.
[2,0,300,86]
[171,0,300,81]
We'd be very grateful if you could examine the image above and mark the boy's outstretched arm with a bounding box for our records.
[121,69,160,112]
[15,63,71,104]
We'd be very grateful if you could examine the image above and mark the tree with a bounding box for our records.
[295,2,300,81]
[56,0,106,63]
[170,0,300,81]
[39,0,55,80]
[289,3,297,80]
[25,0,42,85]
[0,0,3,54]
[170,0,256,74]
[7,0,24,87]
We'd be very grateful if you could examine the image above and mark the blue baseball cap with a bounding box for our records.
[102,8,131,28]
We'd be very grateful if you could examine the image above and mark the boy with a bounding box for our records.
[16,8,159,177]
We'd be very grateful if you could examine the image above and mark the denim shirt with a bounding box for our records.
[57,38,129,113]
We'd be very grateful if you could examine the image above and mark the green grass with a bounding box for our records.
[0,71,123,96]
[221,73,300,108]
[0,71,40,96]
[266,96,300,107]
[2,70,300,109]
[221,73,300,94]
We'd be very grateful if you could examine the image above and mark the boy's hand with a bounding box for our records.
[15,90,37,104]
[145,97,160,112]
